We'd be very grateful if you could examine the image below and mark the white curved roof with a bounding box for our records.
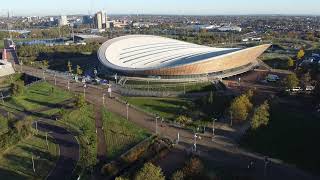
[98,35,240,71]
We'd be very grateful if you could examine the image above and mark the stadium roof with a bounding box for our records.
[98,35,241,71]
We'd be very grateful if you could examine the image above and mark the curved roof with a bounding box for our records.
[98,35,241,71]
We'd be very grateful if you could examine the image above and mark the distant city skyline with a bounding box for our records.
[1,0,320,16]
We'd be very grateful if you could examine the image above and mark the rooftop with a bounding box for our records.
[99,35,240,71]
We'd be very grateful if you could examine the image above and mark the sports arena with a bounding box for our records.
[97,35,270,79]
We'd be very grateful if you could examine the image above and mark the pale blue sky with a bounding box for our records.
[1,0,320,16]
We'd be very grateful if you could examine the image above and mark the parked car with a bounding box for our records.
[266,74,280,82]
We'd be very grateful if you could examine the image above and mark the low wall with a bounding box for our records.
[0,60,15,77]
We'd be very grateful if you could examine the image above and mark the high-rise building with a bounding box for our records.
[95,11,108,30]
[82,15,93,25]
[59,15,68,26]
[95,12,103,29]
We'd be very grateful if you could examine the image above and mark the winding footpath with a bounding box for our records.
[36,121,79,180]
[0,98,80,180]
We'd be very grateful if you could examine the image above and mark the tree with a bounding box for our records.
[67,61,73,74]
[11,80,25,96]
[176,115,192,126]
[245,89,254,100]
[42,60,49,69]
[282,74,299,89]
[75,94,86,108]
[251,101,270,129]
[135,163,165,180]
[76,65,83,76]
[300,72,312,89]
[208,91,214,105]
[287,57,295,69]
[115,177,128,180]
[171,170,184,180]
[182,157,204,178]
[297,49,305,60]
[229,94,253,122]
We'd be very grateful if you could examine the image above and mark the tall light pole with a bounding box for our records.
[230,111,233,127]
[67,81,70,91]
[83,83,87,99]
[155,115,159,134]
[212,118,217,141]
[43,70,46,81]
[177,132,180,144]
[102,93,106,105]
[126,102,129,120]
[264,156,270,179]
[194,133,198,152]
[31,155,36,173]
[54,74,57,86]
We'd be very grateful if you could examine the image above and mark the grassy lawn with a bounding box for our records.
[0,115,9,135]
[0,133,58,180]
[60,105,97,171]
[123,81,214,93]
[122,97,192,120]
[102,108,149,159]
[5,82,72,111]
[241,100,320,174]
[0,40,3,49]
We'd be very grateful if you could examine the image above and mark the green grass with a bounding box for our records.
[102,108,149,159]
[60,105,97,168]
[123,81,214,93]
[242,100,320,174]
[0,115,9,135]
[0,73,23,89]
[0,133,58,180]
[0,40,3,49]
[122,97,192,120]
[6,82,72,111]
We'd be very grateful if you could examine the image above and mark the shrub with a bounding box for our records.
[251,101,270,129]
[135,162,165,180]
[172,170,185,180]
[11,80,25,96]
[75,94,86,108]
[176,115,192,126]
[182,157,204,178]
[229,94,253,123]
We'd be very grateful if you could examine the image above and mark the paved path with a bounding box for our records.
[36,121,80,180]
[0,94,80,179]
[93,106,107,164]
[19,65,320,180]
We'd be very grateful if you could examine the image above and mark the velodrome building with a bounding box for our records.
[98,35,270,79]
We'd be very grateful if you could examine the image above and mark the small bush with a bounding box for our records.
[11,80,25,96]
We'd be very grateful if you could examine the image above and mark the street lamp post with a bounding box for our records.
[194,133,198,152]
[126,102,129,120]
[43,70,46,81]
[212,118,217,141]
[54,74,57,86]
[264,156,270,179]
[31,155,36,173]
[155,115,159,134]
[230,111,233,127]
[67,81,70,91]
[83,83,87,99]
